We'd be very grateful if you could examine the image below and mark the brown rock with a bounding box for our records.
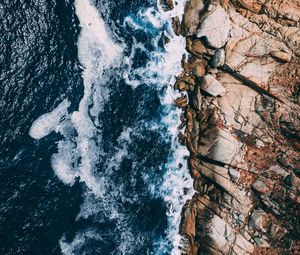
[236,0,265,14]
[171,16,181,36]
[175,96,188,108]
[193,61,206,77]
[181,0,206,36]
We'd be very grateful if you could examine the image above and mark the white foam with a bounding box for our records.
[28,99,70,140]
[49,0,123,196]
[30,0,194,253]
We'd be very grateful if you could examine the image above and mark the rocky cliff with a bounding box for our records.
[169,0,300,254]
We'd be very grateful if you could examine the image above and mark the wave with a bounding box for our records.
[28,0,193,254]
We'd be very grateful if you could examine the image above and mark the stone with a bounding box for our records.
[175,96,188,108]
[180,202,196,237]
[234,233,254,253]
[211,49,225,67]
[252,179,270,194]
[201,75,226,96]
[171,16,181,36]
[197,5,231,48]
[249,210,267,231]
[181,0,206,36]
[229,168,240,182]
[194,64,205,78]
[270,223,288,239]
[161,0,174,11]
[174,0,300,253]
[271,51,292,63]
[254,237,270,247]
[175,80,189,91]
[207,215,234,253]
[236,0,265,14]
[187,38,207,57]
[269,165,289,178]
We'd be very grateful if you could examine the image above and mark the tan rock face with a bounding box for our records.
[173,0,300,254]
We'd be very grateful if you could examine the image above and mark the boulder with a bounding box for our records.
[201,75,226,96]
[197,5,231,48]
[193,61,206,77]
[181,0,206,36]
[211,49,225,67]
[252,178,270,194]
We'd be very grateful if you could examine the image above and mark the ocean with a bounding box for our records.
[0,0,193,254]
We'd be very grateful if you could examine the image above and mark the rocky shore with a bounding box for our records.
[167,0,300,254]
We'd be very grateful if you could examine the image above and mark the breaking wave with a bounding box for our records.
[29,0,194,253]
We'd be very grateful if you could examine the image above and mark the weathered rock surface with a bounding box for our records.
[172,0,300,254]
[197,5,231,48]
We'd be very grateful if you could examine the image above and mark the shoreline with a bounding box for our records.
[167,0,300,254]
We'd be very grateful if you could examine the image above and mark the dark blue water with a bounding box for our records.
[0,0,190,254]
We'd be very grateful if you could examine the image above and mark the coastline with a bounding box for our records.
[168,0,300,254]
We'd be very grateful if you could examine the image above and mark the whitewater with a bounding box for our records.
[29,0,194,254]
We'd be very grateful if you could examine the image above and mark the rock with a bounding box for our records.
[270,223,288,239]
[175,80,189,91]
[197,5,231,48]
[191,84,202,110]
[236,0,265,13]
[254,237,270,247]
[211,49,225,67]
[193,61,206,77]
[229,168,240,182]
[249,210,267,231]
[269,165,289,178]
[174,0,300,253]
[171,16,181,36]
[271,51,292,63]
[201,75,226,96]
[207,128,240,164]
[252,179,270,194]
[175,96,188,108]
[187,38,207,57]
[160,0,174,11]
[181,0,206,36]
[206,215,234,253]
[180,202,196,237]
[233,234,254,254]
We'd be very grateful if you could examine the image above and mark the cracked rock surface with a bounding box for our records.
[171,0,300,254]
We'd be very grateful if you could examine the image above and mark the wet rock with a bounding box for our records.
[175,80,189,91]
[171,16,181,36]
[201,75,226,96]
[180,201,196,237]
[186,38,207,57]
[211,49,225,67]
[181,0,206,36]
[193,63,206,77]
[160,0,174,11]
[175,96,188,108]
[229,168,240,182]
[197,5,231,48]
